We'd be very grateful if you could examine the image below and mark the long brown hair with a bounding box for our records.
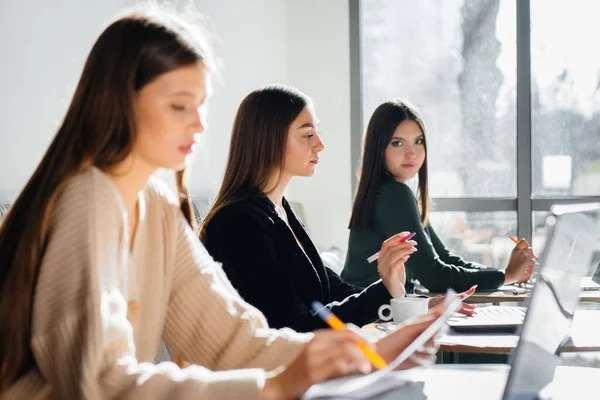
[349,99,430,231]
[0,6,212,389]
[199,84,311,240]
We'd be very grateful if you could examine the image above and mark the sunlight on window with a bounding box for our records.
[542,155,572,190]
[530,0,600,196]
[361,0,516,198]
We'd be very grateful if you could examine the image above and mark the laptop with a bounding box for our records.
[580,262,600,290]
[447,203,600,334]
[502,203,600,400]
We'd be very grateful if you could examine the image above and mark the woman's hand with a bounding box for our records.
[262,299,453,398]
[377,232,416,298]
[505,239,535,284]
[262,329,373,400]
[374,305,446,370]
[428,285,477,316]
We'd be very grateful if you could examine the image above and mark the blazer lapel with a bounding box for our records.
[253,196,325,300]
[282,198,331,300]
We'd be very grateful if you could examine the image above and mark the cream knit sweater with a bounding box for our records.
[6,167,310,399]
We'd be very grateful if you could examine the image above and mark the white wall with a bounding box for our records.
[284,0,352,251]
[0,0,135,202]
[189,0,289,198]
[196,0,352,251]
[0,0,289,200]
[0,0,352,251]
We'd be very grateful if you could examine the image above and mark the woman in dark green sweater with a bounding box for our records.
[342,99,534,293]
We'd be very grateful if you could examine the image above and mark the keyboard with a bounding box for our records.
[447,306,527,333]
[472,306,527,322]
[580,277,600,291]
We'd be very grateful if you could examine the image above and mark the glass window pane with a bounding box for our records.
[429,211,517,267]
[531,0,600,196]
[360,0,517,197]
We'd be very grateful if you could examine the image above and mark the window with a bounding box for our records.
[430,211,517,268]
[352,0,600,250]
[531,0,600,197]
[361,0,516,198]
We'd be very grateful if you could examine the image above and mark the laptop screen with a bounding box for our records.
[503,204,600,400]
[592,262,600,285]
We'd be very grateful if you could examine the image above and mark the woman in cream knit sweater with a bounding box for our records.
[0,5,445,399]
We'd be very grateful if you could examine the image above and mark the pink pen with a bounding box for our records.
[367,232,416,263]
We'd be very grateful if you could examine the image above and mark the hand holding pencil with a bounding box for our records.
[312,301,388,369]
[266,301,449,398]
[263,326,376,399]
[371,232,417,298]
[504,236,537,284]
[508,235,538,263]
[367,232,416,263]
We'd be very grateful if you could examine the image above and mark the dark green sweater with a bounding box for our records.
[341,176,505,293]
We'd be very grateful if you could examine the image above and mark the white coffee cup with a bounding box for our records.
[378,297,429,324]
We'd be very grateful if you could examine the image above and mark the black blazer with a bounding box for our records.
[203,195,391,332]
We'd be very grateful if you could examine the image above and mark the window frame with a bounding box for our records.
[349,0,600,240]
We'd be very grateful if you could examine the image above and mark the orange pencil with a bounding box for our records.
[312,301,387,370]
[508,235,538,261]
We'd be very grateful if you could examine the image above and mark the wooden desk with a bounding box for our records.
[437,310,600,355]
[369,364,600,400]
[423,287,600,304]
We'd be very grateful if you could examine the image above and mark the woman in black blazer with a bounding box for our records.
[201,85,473,333]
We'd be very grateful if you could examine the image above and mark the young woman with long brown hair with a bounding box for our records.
[0,8,449,399]
[342,99,535,293]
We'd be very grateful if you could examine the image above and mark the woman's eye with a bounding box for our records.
[171,104,186,111]
[416,138,424,145]
[391,141,402,147]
